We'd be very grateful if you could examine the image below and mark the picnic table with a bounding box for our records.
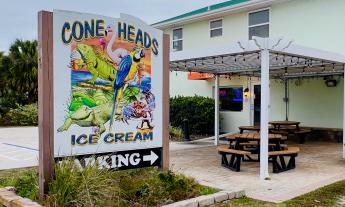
[269,121,312,144]
[225,132,284,154]
[219,132,300,173]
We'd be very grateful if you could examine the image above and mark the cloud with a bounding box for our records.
[0,0,225,52]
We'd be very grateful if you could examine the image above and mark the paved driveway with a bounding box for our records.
[0,127,38,170]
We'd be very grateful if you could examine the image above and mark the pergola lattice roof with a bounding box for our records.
[170,37,345,79]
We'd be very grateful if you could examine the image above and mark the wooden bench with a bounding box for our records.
[270,129,311,144]
[269,147,300,173]
[239,126,260,133]
[269,130,289,136]
[301,127,342,142]
[295,129,311,144]
[217,145,251,172]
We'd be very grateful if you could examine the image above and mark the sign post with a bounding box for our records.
[38,10,170,198]
[162,34,170,170]
[38,11,54,198]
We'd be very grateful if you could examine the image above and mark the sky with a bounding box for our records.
[0,0,227,52]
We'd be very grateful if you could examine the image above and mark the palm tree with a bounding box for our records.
[0,52,5,91]
[6,39,38,104]
[0,51,12,98]
[0,51,15,114]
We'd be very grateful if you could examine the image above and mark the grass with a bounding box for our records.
[217,180,345,207]
[0,162,217,207]
[0,167,38,200]
[3,166,345,207]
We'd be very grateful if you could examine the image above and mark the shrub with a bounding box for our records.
[1,103,38,126]
[47,161,216,207]
[169,126,184,141]
[170,96,214,135]
[0,91,22,116]
[1,164,217,207]
[48,159,113,207]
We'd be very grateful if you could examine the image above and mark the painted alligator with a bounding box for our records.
[57,101,114,135]
[76,44,117,84]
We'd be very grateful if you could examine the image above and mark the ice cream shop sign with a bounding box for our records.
[38,10,169,195]
[60,19,160,55]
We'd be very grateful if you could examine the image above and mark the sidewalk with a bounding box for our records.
[0,127,223,170]
[0,127,38,170]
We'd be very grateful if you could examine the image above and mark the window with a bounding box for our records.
[172,28,183,51]
[219,87,243,111]
[210,19,222,38]
[249,9,269,40]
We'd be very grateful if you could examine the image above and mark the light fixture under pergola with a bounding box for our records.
[169,37,345,180]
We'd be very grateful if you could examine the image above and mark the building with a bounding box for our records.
[153,0,345,133]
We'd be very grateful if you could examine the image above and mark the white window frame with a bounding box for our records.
[248,8,270,40]
[209,18,223,38]
[172,27,183,52]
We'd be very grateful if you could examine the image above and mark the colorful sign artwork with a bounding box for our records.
[53,10,164,163]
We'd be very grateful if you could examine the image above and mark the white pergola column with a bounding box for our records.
[343,64,345,158]
[215,74,220,146]
[260,48,270,179]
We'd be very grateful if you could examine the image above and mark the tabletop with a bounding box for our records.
[225,132,282,140]
[269,121,300,125]
[238,125,260,130]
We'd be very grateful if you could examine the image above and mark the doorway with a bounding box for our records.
[253,84,261,126]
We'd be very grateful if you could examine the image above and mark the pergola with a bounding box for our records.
[169,37,345,179]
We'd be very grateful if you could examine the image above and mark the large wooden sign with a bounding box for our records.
[38,10,169,196]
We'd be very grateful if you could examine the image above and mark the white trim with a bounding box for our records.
[249,22,269,28]
[248,7,270,40]
[250,80,261,125]
[343,64,345,159]
[215,75,220,146]
[260,46,270,180]
[209,18,223,38]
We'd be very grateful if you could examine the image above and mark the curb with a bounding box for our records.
[162,190,245,207]
[0,187,42,207]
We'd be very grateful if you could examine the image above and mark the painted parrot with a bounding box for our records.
[109,47,145,129]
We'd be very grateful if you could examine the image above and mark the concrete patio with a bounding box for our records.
[170,138,345,203]
[1,127,345,203]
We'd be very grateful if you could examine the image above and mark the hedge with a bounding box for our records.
[170,96,214,135]
[1,103,38,126]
